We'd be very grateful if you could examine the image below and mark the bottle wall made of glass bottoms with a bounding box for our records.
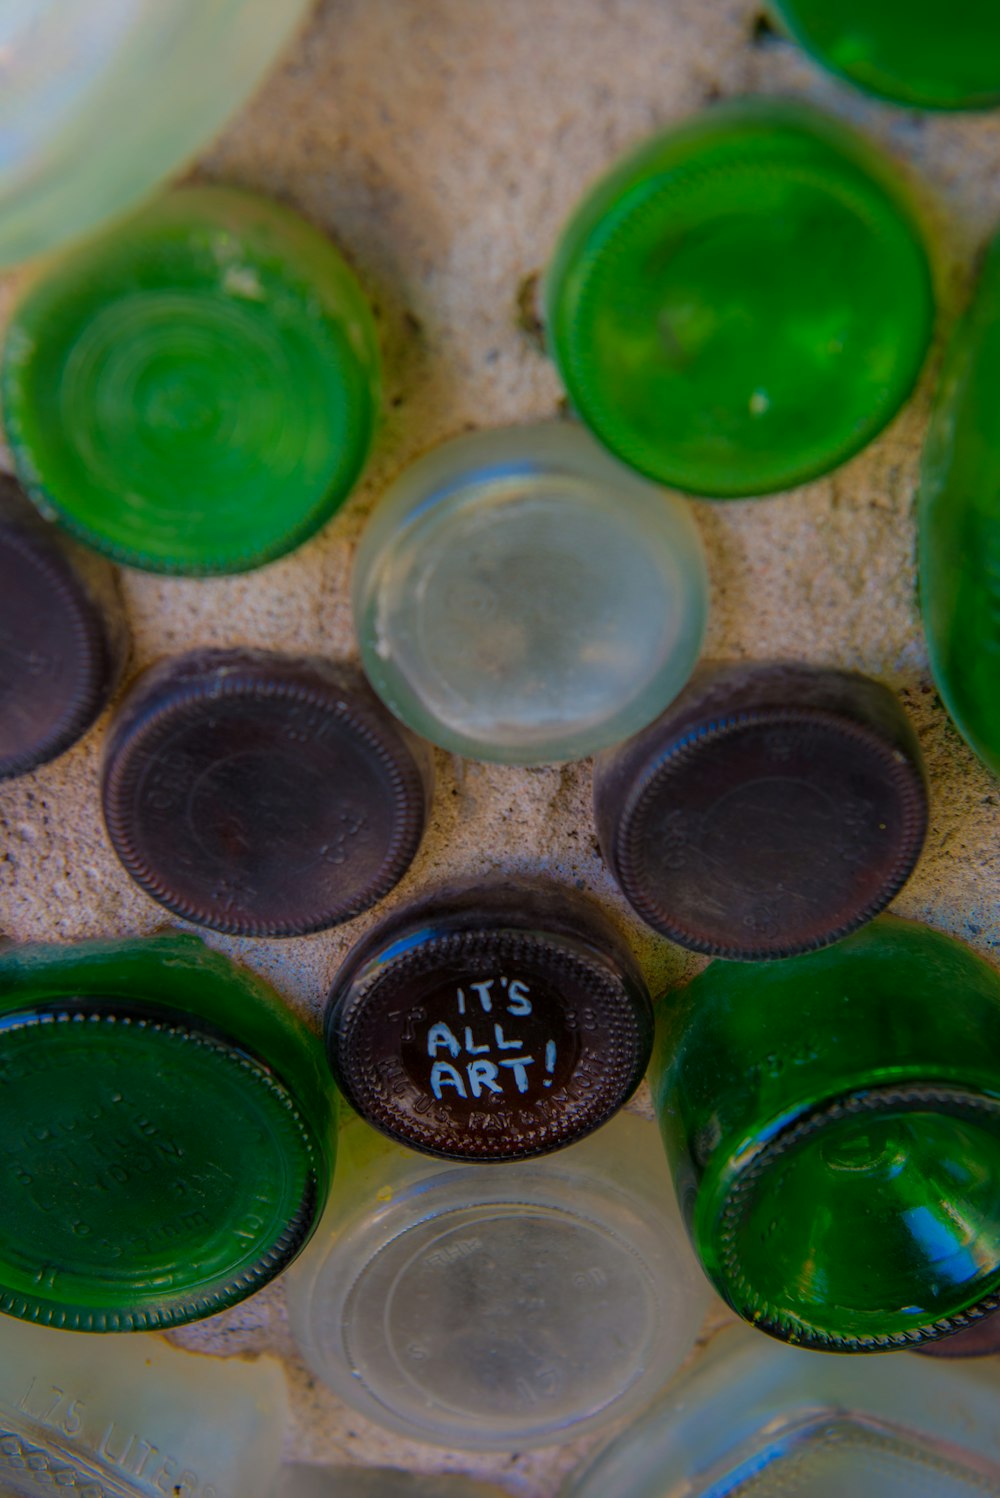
[920,230,1000,780]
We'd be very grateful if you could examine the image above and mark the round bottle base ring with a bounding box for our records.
[2,186,380,575]
[353,421,708,764]
[101,650,431,938]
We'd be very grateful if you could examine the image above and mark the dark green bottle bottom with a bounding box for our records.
[0,999,320,1331]
[718,1086,1000,1351]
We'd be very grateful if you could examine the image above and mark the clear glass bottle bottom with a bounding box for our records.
[567,1323,1000,1497]
[353,422,707,764]
[285,1109,710,1450]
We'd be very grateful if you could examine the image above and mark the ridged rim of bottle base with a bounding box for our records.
[333,928,651,1160]
[0,1004,320,1331]
[716,1082,1000,1352]
[102,667,427,937]
[548,151,933,498]
[8,467,359,578]
[615,706,928,959]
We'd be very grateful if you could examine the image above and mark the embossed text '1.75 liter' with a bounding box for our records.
[0,1315,287,1498]
[651,917,1000,1352]
[0,934,336,1331]
[920,228,1000,780]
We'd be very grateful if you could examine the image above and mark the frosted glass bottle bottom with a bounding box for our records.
[567,1324,1000,1498]
[353,423,708,764]
[285,1110,710,1450]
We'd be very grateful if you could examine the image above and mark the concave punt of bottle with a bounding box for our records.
[544,99,934,498]
[2,185,380,574]
[284,1109,709,1451]
[651,917,1000,1351]
[593,662,928,959]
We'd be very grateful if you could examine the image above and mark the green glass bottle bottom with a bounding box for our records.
[0,999,319,1330]
[720,1087,1000,1349]
[545,102,934,498]
[1,186,380,574]
[771,0,1000,111]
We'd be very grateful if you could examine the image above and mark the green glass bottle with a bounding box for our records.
[0,933,336,1331]
[650,916,1000,1352]
[2,185,380,574]
[544,99,934,499]
[919,231,1000,779]
[770,0,1000,112]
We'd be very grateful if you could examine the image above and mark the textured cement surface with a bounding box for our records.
[3,0,1000,1492]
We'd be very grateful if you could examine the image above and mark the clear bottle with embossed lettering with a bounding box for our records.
[920,226,1000,780]
[284,1107,710,1450]
[324,878,653,1161]
[0,933,336,1330]
[0,1315,286,1498]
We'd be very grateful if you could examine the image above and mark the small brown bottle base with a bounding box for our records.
[325,877,653,1161]
[101,648,433,937]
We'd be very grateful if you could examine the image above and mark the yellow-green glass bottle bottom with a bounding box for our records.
[1,185,380,574]
[545,102,934,498]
